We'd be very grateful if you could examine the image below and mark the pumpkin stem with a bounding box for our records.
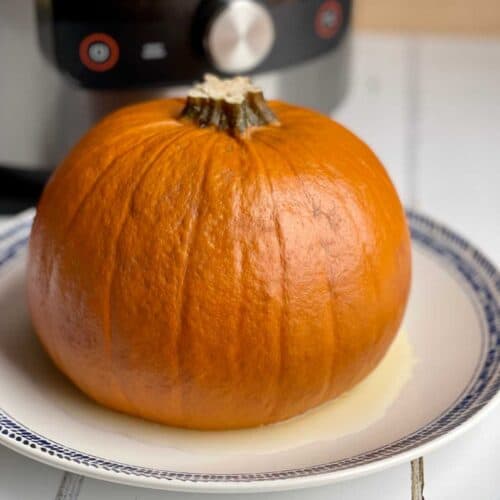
[181,74,279,135]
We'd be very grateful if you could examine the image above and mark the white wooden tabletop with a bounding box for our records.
[1,33,499,499]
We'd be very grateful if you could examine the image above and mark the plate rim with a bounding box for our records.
[0,209,498,493]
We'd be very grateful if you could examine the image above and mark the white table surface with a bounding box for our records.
[1,33,499,500]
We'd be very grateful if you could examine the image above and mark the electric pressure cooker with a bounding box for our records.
[0,0,351,212]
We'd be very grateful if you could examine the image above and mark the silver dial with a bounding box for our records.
[205,0,275,74]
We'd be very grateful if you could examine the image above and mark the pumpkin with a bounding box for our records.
[28,75,411,430]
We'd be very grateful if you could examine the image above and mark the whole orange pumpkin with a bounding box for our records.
[28,76,411,430]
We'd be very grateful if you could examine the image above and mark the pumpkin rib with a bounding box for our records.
[354,153,405,237]
[282,124,400,240]
[339,196,370,387]
[330,151,396,239]
[329,193,391,392]
[61,129,173,237]
[85,131,179,417]
[282,130,404,390]
[280,136,339,400]
[44,129,173,308]
[123,127,215,416]
[175,133,221,419]
[36,129,173,381]
[245,140,288,420]
[256,136,338,404]
[53,122,176,190]
[52,123,177,232]
[278,126,399,398]
[361,240,380,350]
[106,128,193,417]
[231,151,246,401]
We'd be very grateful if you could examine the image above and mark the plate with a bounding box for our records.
[0,209,498,493]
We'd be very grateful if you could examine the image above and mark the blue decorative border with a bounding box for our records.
[0,210,498,484]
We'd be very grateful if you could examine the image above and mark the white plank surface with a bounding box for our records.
[424,408,500,499]
[0,448,62,500]
[1,33,499,500]
[78,464,411,500]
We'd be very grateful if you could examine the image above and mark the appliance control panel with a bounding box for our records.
[37,0,351,89]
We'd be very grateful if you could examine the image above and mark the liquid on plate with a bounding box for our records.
[7,293,414,457]
[128,330,415,455]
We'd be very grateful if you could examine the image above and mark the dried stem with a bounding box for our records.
[181,74,279,135]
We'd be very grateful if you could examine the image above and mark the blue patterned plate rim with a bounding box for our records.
[0,209,498,492]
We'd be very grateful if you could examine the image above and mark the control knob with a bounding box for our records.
[204,0,275,73]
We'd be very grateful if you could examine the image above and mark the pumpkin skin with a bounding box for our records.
[27,95,411,430]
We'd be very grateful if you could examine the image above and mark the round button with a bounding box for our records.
[79,33,119,72]
[88,42,110,63]
[315,0,343,39]
[205,0,275,74]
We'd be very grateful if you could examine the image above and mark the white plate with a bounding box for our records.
[0,210,498,493]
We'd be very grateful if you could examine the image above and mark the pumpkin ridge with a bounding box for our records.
[282,125,397,237]
[54,123,175,190]
[39,130,172,375]
[44,129,171,303]
[105,129,191,416]
[298,140,395,399]
[124,128,215,406]
[61,128,174,237]
[256,137,338,404]
[260,134,350,392]
[175,134,221,418]
[246,141,288,419]
[231,152,246,398]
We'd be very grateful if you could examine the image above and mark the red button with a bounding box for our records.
[315,0,343,40]
[79,33,119,72]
